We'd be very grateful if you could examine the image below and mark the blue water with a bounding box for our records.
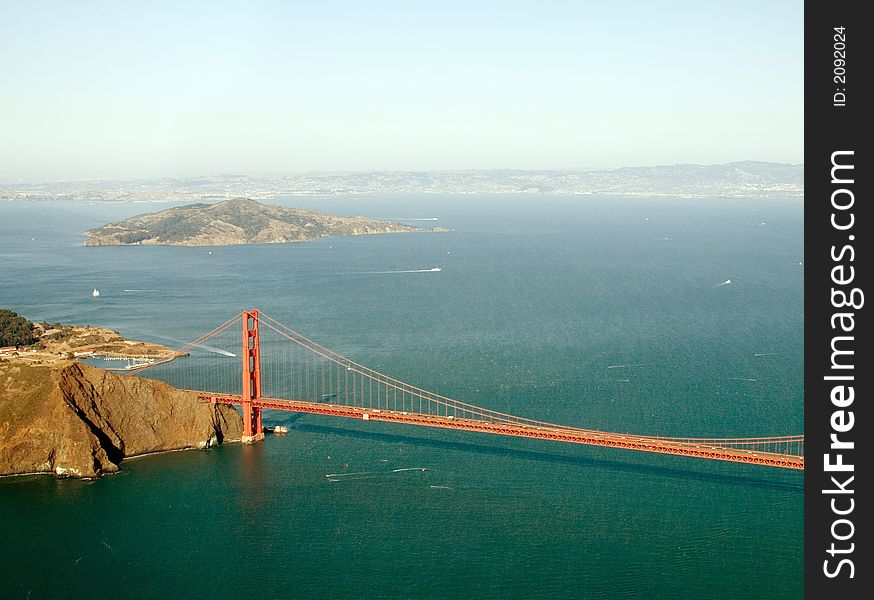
[0,195,802,599]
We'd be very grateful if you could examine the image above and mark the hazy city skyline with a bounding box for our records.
[1,1,802,181]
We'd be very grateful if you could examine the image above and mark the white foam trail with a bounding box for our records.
[607,363,654,369]
[727,377,757,382]
[754,352,781,357]
[152,334,237,358]
[339,268,442,275]
[326,468,426,481]
[123,289,150,292]
[192,343,236,357]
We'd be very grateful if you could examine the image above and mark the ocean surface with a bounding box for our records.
[0,194,803,599]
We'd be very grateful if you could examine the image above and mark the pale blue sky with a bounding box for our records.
[0,1,802,181]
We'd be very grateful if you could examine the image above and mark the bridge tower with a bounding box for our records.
[241,309,264,443]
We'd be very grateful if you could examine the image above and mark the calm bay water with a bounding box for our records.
[0,195,803,599]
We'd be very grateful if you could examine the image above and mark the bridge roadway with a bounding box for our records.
[196,393,804,470]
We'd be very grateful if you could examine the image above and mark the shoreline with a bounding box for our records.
[0,436,244,480]
[82,227,444,248]
[2,323,180,369]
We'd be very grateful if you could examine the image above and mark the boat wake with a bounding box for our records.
[189,342,236,357]
[326,467,427,482]
[152,334,236,357]
[338,268,442,275]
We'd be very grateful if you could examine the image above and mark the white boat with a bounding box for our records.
[429,267,442,272]
[91,288,100,297]
[273,425,289,434]
[123,359,155,370]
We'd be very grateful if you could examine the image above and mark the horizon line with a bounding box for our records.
[0,160,804,186]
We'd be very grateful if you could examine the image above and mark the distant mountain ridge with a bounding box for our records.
[83,198,424,247]
[594,161,803,195]
[4,162,803,202]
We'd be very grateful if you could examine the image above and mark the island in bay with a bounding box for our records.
[82,197,428,247]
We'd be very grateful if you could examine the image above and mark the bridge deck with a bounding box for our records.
[197,393,804,470]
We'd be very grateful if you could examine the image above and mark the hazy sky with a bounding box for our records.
[1,1,802,181]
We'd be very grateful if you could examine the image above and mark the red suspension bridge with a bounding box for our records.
[131,310,804,471]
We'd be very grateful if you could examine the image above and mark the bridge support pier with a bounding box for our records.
[241,309,265,443]
[241,403,263,444]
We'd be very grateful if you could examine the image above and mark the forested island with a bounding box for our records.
[83,197,428,247]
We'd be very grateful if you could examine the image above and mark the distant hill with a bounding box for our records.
[5,162,804,202]
[600,161,803,195]
[83,198,425,247]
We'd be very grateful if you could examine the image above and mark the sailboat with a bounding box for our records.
[91,288,100,297]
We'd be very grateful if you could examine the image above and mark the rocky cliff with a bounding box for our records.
[0,362,242,478]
